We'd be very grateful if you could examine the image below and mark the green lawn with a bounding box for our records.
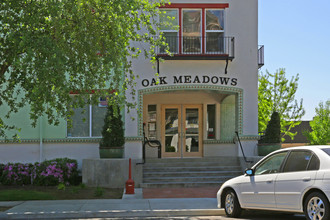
[0,190,54,201]
[0,185,123,201]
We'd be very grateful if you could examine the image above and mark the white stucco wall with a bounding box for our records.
[125,0,259,157]
[0,143,99,170]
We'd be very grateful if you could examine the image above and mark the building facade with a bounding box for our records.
[125,0,261,161]
[0,0,262,168]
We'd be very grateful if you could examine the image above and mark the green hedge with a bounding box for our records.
[0,158,79,186]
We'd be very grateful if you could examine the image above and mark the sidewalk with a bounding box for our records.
[0,188,224,219]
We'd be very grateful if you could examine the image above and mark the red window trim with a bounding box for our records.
[160,3,229,9]
[178,9,182,54]
[202,9,205,53]
[159,4,228,55]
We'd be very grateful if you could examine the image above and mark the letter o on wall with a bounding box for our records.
[142,79,149,87]
[211,76,219,84]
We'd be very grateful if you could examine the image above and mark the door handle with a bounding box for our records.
[266,179,273,183]
[303,177,311,182]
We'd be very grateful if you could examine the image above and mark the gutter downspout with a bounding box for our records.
[39,116,43,162]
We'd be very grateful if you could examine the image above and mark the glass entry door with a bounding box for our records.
[161,105,202,158]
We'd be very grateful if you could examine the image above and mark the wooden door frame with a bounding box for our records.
[161,104,203,158]
[161,105,182,158]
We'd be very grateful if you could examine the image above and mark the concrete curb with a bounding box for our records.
[4,209,225,219]
[1,196,223,219]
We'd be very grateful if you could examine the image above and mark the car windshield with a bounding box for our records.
[322,148,330,156]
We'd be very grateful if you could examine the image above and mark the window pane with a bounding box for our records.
[255,152,287,175]
[206,32,224,53]
[183,10,201,35]
[67,105,89,137]
[183,36,201,53]
[160,32,178,53]
[147,105,157,140]
[322,148,330,156]
[307,155,320,171]
[283,151,313,172]
[92,105,107,137]
[165,109,179,153]
[183,10,201,53]
[206,10,224,31]
[207,105,216,139]
[185,108,199,152]
[160,9,178,30]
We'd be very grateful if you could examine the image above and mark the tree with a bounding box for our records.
[0,0,167,138]
[259,111,281,144]
[304,100,330,145]
[258,69,305,142]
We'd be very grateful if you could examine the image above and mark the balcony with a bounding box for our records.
[258,45,264,68]
[156,36,235,60]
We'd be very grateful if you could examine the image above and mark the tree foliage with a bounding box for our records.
[258,69,305,142]
[304,100,330,145]
[0,0,167,138]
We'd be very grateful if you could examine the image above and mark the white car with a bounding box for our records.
[217,146,330,220]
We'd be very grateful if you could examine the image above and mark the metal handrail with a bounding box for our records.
[156,36,235,58]
[136,123,161,165]
[235,131,253,164]
[258,45,264,68]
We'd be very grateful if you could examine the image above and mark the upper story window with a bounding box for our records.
[158,3,233,59]
[159,9,179,53]
[205,9,224,53]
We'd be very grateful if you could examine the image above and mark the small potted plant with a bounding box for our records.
[99,98,125,158]
[258,111,282,156]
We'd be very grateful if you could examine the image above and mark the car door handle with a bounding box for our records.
[303,177,311,182]
[266,179,273,183]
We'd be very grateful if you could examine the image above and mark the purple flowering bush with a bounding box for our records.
[0,163,34,185]
[0,158,79,186]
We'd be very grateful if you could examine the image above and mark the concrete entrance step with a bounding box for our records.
[143,170,242,178]
[141,181,225,188]
[143,166,242,172]
[144,157,241,167]
[143,175,239,183]
[142,157,242,189]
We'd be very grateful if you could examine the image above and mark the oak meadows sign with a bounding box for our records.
[141,75,238,88]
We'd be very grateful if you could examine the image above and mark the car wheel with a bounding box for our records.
[304,192,330,220]
[224,190,242,218]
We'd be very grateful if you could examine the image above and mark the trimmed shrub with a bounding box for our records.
[100,100,125,148]
[0,163,34,185]
[0,158,79,186]
[259,111,281,144]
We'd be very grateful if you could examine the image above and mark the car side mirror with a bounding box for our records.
[245,168,254,176]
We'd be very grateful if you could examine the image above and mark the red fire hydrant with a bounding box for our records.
[125,158,135,194]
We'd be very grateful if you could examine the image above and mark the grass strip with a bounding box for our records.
[0,190,55,201]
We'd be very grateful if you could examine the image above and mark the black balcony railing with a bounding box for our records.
[258,45,264,68]
[156,36,235,60]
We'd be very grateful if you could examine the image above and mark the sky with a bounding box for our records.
[258,0,330,120]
